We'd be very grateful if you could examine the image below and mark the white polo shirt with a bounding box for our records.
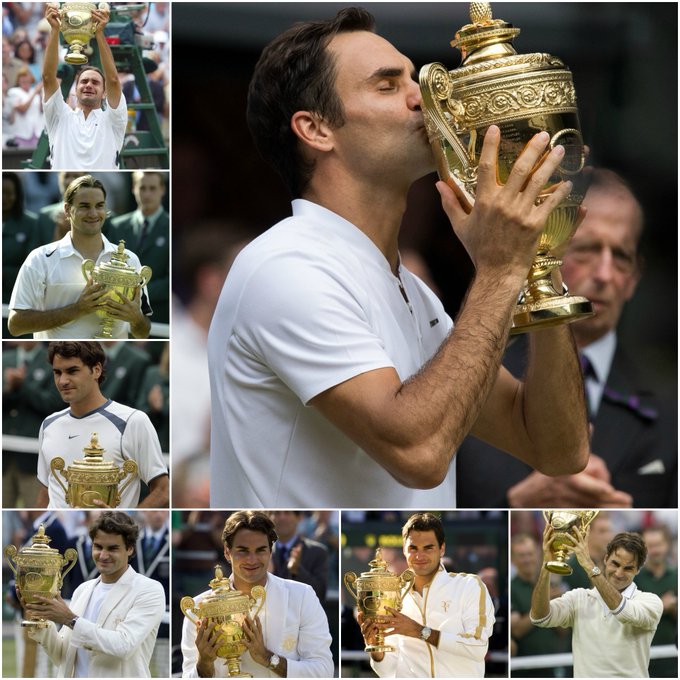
[43,89,127,170]
[38,399,168,509]
[9,233,152,339]
[531,582,663,677]
[209,199,456,507]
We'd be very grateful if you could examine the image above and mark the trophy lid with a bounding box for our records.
[357,548,402,581]
[19,524,64,558]
[200,565,251,608]
[68,433,120,473]
[451,2,520,64]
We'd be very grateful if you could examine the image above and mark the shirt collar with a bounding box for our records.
[291,199,394,275]
[580,330,617,384]
[58,232,117,259]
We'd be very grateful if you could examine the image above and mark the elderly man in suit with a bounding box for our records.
[22,511,165,678]
[457,169,677,508]
[181,510,334,678]
[109,171,170,324]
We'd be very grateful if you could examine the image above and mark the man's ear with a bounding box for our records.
[290,110,334,153]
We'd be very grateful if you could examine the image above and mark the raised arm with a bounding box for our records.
[311,128,587,488]
[91,7,122,109]
[42,4,62,100]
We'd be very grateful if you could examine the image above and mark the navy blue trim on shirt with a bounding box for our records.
[42,410,69,430]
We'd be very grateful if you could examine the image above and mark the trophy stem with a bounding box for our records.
[225,657,252,678]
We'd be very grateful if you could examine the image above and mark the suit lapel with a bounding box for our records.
[263,574,288,653]
[96,567,134,625]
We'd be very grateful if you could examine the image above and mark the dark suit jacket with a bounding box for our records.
[456,336,677,508]
[272,536,328,604]
[108,210,170,324]
[103,343,152,407]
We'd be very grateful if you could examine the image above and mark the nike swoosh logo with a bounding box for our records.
[68,435,79,439]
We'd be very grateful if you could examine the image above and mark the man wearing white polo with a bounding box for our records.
[42,4,127,169]
[8,175,152,340]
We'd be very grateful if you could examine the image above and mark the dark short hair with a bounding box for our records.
[247,7,375,197]
[89,511,139,549]
[402,512,445,548]
[132,171,166,188]
[63,174,107,205]
[2,172,25,220]
[642,525,671,544]
[222,511,278,550]
[47,341,107,385]
[75,65,106,90]
[605,532,648,569]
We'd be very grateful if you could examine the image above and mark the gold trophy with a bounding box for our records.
[50,433,138,508]
[543,510,599,574]
[82,240,152,338]
[4,524,77,628]
[55,2,110,65]
[344,548,415,653]
[180,566,266,678]
[419,2,594,333]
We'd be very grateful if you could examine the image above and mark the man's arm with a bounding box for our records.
[69,579,165,658]
[35,483,50,508]
[311,128,588,487]
[137,474,169,508]
[8,278,108,336]
[42,4,62,100]
[91,8,122,109]
[530,524,556,621]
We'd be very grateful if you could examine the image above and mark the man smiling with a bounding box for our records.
[22,511,165,677]
[531,526,663,677]
[35,341,168,508]
[359,512,495,677]
[8,175,151,339]
[181,510,333,677]
[42,4,127,169]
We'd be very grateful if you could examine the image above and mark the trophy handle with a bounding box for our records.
[419,62,477,189]
[250,584,266,618]
[180,596,199,625]
[398,568,415,606]
[343,572,359,602]
[59,548,78,588]
[117,460,138,501]
[580,510,600,531]
[82,259,95,282]
[138,265,152,287]
[542,510,552,524]
[50,458,70,504]
[4,545,18,578]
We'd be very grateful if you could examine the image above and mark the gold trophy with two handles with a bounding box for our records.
[419,2,594,332]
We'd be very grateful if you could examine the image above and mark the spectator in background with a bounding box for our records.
[637,525,678,677]
[109,172,169,324]
[136,343,169,452]
[270,510,329,604]
[3,35,24,93]
[171,225,249,507]
[457,169,677,509]
[13,38,40,80]
[510,533,564,677]
[2,341,63,507]
[3,172,38,305]
[7,66,42,147]
[102,341,152,406]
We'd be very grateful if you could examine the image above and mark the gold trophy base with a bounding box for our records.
[65,49,88,65]
[21,618,49,629]
[365,643,395,653]
[545,560,574,575]
[224,657,252,678]
[511,295,594,334]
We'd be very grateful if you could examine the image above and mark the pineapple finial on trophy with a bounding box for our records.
[469,2,493,25]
